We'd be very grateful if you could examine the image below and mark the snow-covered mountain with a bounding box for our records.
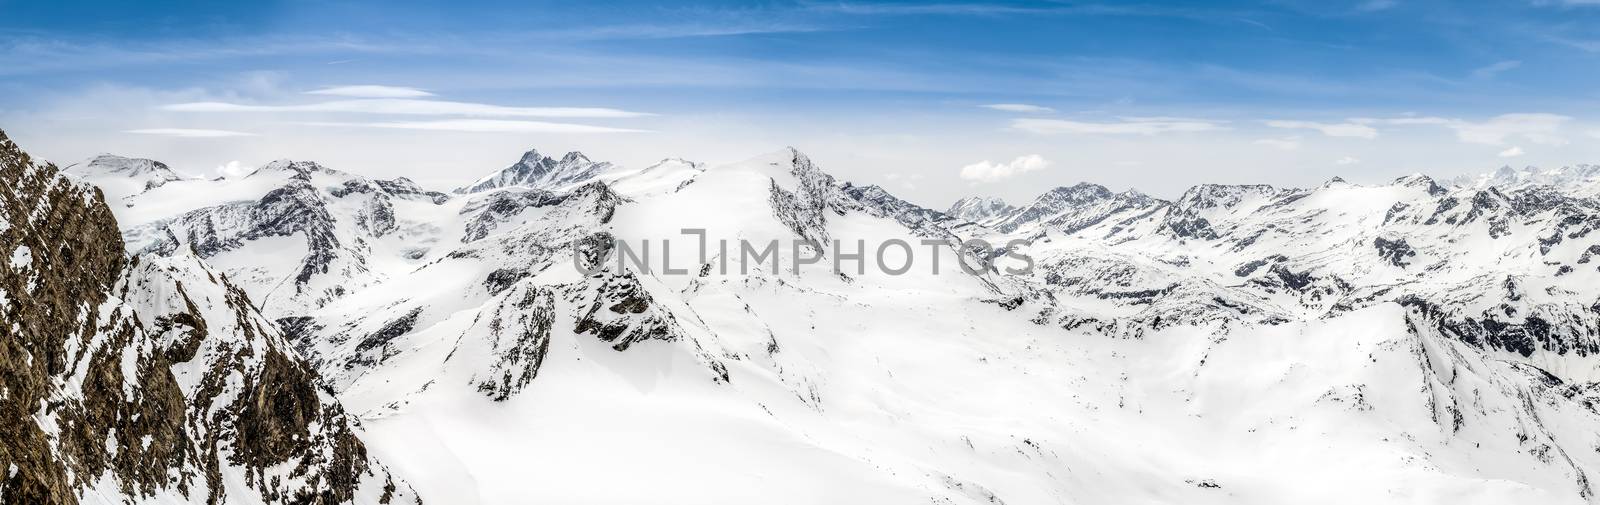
[454,148,615,194]
[0,131,417,504]
[39,139,1600,505]
[945,196,1014,223]
[62,154,188,203]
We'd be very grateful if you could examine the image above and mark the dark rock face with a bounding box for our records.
[0,130,415,504]
[474,285,555,401]
[768,149,845,244]
[1,129,130,504]
[574,272,680,352]
[1373,237,1416,267]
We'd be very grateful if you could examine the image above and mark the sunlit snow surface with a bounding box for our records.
[67,151,1600,504]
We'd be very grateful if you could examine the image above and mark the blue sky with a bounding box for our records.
[3,0,1600,204]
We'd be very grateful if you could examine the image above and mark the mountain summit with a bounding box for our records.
[455,148,615,193]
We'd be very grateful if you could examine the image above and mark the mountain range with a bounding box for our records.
[6,128,1600,504]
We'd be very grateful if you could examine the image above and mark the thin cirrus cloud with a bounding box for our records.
[305,85,436,98]
[981,103,1055,113]
[124,128,258,138]
[1498,146,1525,158]
[1264,120,1378,139]
[163,98,652,118]
[1011,117,1227,135]
[304,119,649,134]
[1470,60,1521,80]
[959,154,1049,182]
[1253,136,1302,150]
[1380,113,1570,146]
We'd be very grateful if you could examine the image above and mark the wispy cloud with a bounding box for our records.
[1253,136,1302,150]
[124,128,258,138]
[1379,113,1570,145]
[1498,146,1525,157]
[304,119,648,133]
[981,103,1055,113]
[1012,117,1227,135]
[1335,156,1361,165]
[1264,119,1378,138]
[1470,60,1521,79]
[306,85,434,98]
[1455,113,1569,145]
[959,154,1048,182]
[164,98,652,118]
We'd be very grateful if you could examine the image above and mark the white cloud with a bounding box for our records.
[981,103,1055,113]
[1264,120,1378,139]
[1253,136,1302,150]
[124,128,257,138]
[1498,146,1525,158]
[1012,117,1226,135]
[959,154,1049,182]
[1471,60,1521,79]
[215,160,251,178]
[164,98,653,118]
[1335,156,1361,165]
[304,119,648,133]
[305,85,435,98]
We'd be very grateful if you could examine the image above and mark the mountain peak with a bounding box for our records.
[517,148,548,165]
[947,196,1015,223]
[561,151,591,164]
[456,147,614,193]
[67,154,181,180]
[62,154,186,199]
[250,159,335,180]
[1042,182,1114,204]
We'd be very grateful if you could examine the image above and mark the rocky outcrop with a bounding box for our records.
[0,130,417,504]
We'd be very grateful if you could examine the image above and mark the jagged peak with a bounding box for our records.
[560,151,591,164]
[946,196,1014,220]
[1034,182,1114,206]
[457,147,613,193]
[517,148,548,164]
